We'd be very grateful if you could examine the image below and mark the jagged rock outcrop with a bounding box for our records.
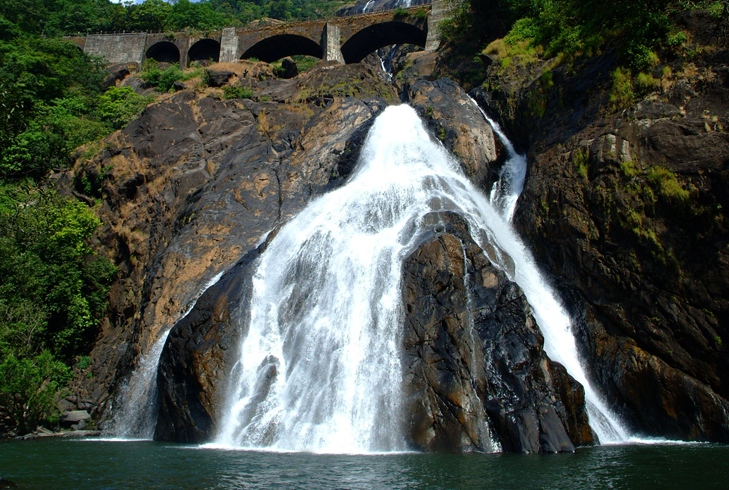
[402,212,594,452]
[473,12,729,442]
[408,78,503,189]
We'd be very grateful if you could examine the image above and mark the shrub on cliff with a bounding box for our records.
[96,87,154,130]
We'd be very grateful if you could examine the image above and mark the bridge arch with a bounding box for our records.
[188,39,221,66]
[241,34,321,63]
[341,22,427,64]
[146,41,180,64]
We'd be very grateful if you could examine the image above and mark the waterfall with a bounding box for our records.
[215,104,628,453]
[109,270,226,439]
[470,97,630,443]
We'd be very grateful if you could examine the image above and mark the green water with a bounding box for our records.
[1,438,728,489]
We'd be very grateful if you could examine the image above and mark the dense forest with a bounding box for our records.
[0,0,721,435]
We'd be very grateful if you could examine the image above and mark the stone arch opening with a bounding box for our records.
[241,34,321,63]
[146,41,180,64]
[341,22,426,64]
[188,39,221,66]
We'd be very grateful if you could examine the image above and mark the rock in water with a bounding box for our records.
[402,213,595,452]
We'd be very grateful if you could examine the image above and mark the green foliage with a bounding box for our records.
[0,351,70,433]
[609,67,634,112]
[96,87,154,130]
[0,36,110,179]
[393,7,408,19]
[291,55,318,74]
[140,62,185,93]
[574,149,589,179]
[223,86,254,99]
[0,188,115,357]
[466,0,676,72]
[647,166,692,204]
[635,71,660,95]
[620,160,639,178]
[0,187,115,432]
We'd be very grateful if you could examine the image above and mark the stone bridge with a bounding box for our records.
[67,3,447,67]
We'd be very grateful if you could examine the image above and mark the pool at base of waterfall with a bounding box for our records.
[2,438,727,489]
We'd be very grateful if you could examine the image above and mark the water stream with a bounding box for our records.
[109,271,226,439]
[472,96,629,443]
[214,104,628,452]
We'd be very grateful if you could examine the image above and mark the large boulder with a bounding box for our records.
[402,212,595,453]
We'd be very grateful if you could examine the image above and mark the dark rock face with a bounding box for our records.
[408,78,503,189]
[402,213,595,452]
[154,238,268,443]
[475,15,729,442]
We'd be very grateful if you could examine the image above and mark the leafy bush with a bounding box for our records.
[96,87,154,130]
[139,62,185,93]
[609,67,634,112]
[0,352,70,434]
[223,86,254,99]
[647,166,692,204]
[0,188,116,359]
[0,37,108,179]
[394,7,408,19]
[291,55,319,74]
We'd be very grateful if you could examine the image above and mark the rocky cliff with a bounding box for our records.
[474,10,729,442]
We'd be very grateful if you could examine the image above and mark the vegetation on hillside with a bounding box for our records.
[441,0,725,96]
[0,0,350,37]
[0,2,134,434]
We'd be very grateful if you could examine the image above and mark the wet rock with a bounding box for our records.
[402,212,595,453]
[152,96,386,442]
[0,478,18,488]
[408,79,502,188]
[60,430,101,438]
[150,76,503,443]
[63,61,504,439]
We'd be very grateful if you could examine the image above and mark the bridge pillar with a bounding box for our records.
[321,23,344,64]
[220,27,239,63]
[425,0,455,51]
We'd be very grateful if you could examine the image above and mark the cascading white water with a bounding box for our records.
[472,97,630,443]
[110,271,226,439]
[215,104,628,453]
[467,97,527,221]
